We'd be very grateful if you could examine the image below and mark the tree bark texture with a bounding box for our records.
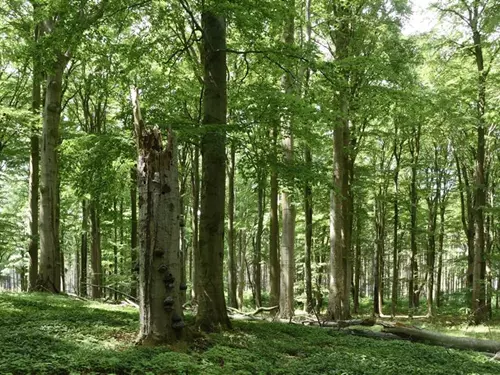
[269,124,280,307]
[190,146,200,301]
[279,1,296,319]
[227,142,238,308]
[408,123,421,311]
[37,52,65,293]
[131,168,138,298]
[196,9,231,331]
[132,88,184,344]
[90,200,102,299]
[253,176,264,308]
[471,8,487,324]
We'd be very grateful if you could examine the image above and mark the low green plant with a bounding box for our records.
[0,293,499,374]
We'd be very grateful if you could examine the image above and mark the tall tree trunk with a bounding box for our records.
[269,124,280,307]
[435,197,446,308]
[279,1,296,319]
[113,200,119,301]
[37,53,65,293]
[191,145,200,301]
[471,11,487,324]
[408,124,421,312]
[254,175,264,308]
[28,19,41,291]
[131,88,184,344]
[90,200,102,299]
[328,5,351,321]
[196,8,231,331]
[455,154,474,292]
[130,168,138,298]
[80,200,88,296]
[391,132,402,317]
[237,230,246,310]
[227,142,238,308]
[304,148,313,313]
[179,186,187,305]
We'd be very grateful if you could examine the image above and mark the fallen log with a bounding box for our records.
[382,326,500,354]
[252,306,278,315]
[345,328,407,341]
[305,318,377,329]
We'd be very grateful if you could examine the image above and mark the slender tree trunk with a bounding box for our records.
[408,124,421,312]
[113,200,118,301]
[196,9,231,331]
[28,20,41,291]
[179,189,187,305]
[191,146,200,301]
[269,124,280,307]
[130,168,138,298]
[455,154,474,292]
[471,16,487,324]
[80,200,88,296]
[227,142,238,308]
[391,135,402,317]
[254,176,264,307]
[304,148,313,313]
[279,2,296,319]
[353,217,361,314]
[90,200,102,299]
[37,53,65,293]
[237,230,246,310]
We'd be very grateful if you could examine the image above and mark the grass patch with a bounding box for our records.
[1,293,499,374]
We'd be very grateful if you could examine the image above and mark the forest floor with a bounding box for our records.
[1,293,500,375]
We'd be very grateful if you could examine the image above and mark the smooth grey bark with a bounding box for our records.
[470,3,488,324]
[391,126,403,317]
[237,230,246,310]
[425,145,442,317]
[328,3,351,321]
[269,123,280,307]
[90,200,102,299]
[190,145,200,301]
[303,0,313,314]
[132,87,184,344]
[28,22,41,290]
[130,168,138,298]
[408,123,421,312]
[80,200,88,296]
[227,142,238,308]
[37,51,65,293]
[196,9,231,331]
[253,175,265,308]
[279,0,296,320]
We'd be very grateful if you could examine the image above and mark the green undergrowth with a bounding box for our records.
[1,293,499,374]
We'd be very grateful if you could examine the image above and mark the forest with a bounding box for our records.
[1,0,500,374]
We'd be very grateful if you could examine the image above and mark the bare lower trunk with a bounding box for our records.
[254,176,264,308]
[131,168,138,298]
[269,127,280,307]
[304,148,313,313]
[237,230,246,310]
[90,201,102,299]
[191,146,200,301]
[279,1,296,320]
[196,9,231,331]
[28,6,41,292]
[80,200,88,296]
[227,142,238,308]
[37,55,65,293]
